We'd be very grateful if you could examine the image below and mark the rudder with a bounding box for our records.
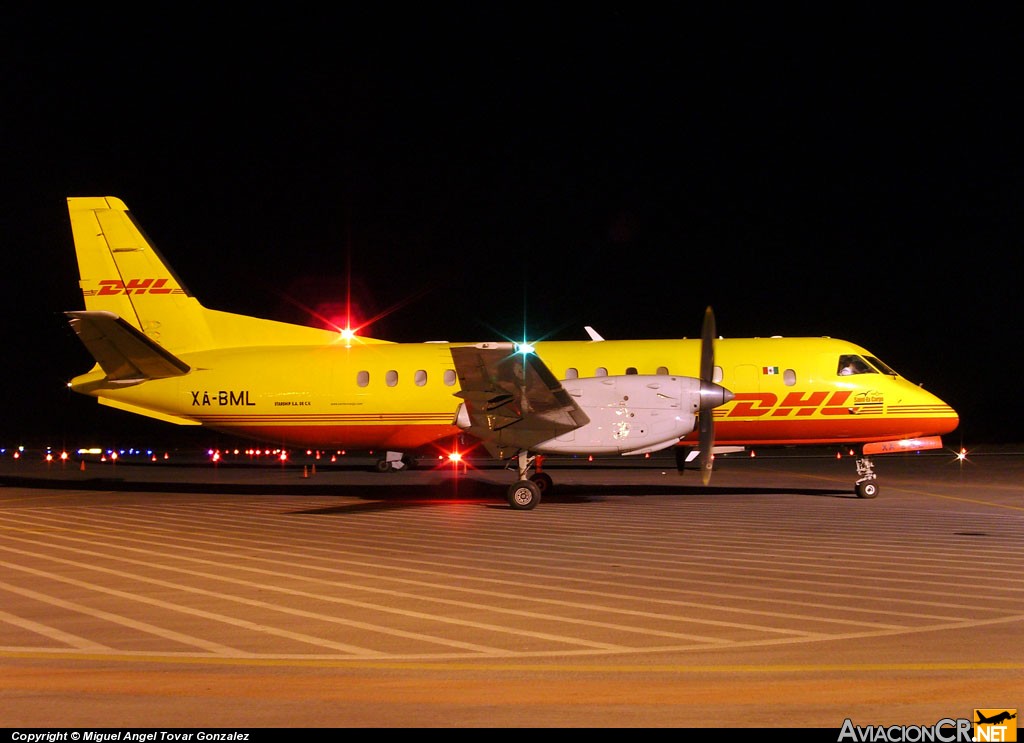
[68,196,215,353]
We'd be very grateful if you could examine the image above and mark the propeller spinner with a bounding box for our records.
[697,306,733,485]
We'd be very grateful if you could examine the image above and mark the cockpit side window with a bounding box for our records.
[837,354,873,376]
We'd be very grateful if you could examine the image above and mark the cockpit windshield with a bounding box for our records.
[864,355,898,376]
[837,355,872,376]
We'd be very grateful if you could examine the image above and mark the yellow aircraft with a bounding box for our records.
[64,196,959,509]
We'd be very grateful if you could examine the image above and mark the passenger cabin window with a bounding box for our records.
[595,367,608,377]
[414,370,427,387]
[783,369,796,386]
[564,367,579,380]
[443,369,457,386]
[626,367,638,375]
[656,366,669,375]
[386,370,399,387]
[837,355,872,376]
[356,370,369,387]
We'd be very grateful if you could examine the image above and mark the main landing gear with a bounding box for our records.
[854,456,878,499]
[375,451,417,472]
[507,451,552,510]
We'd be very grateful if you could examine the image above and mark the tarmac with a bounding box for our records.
[0,444,1021,728]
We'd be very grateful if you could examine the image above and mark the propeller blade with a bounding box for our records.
[700,306,715,383]
[699,306,716,485]
[699,415,714,485]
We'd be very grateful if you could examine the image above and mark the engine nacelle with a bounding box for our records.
[534,375,713,456]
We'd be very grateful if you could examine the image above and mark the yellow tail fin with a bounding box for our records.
[69,196,216,353]
[68,197,348,354]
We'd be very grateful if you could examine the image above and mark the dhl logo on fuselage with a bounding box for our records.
[86,279,184,296]
[724,390,871,417]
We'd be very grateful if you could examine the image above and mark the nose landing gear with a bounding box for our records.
[855,456,878,498]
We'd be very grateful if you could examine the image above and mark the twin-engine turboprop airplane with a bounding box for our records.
[63,197,959,509]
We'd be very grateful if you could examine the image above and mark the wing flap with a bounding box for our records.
[450,343,589,458]
[67,310,190,383]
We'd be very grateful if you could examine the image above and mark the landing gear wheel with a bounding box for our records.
[508,479,541,510]
[856,481,878,499]
[530,472,553,494]
[375,459,393,473]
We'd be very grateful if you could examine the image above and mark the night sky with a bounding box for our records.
[3,11,1020,448]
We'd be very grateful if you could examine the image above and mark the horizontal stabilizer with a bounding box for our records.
[67,310,190,383]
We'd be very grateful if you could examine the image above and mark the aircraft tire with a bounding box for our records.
[530,472,554,494]
[375,459,393,473]
[856,481,878,499]
[508,480,541,510]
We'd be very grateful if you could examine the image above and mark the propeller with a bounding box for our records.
[697,306,733,485]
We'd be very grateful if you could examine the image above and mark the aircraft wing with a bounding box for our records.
[450,343,590,459]
[66,310,191,384]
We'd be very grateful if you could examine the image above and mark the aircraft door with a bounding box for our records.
[732,364,761,392]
